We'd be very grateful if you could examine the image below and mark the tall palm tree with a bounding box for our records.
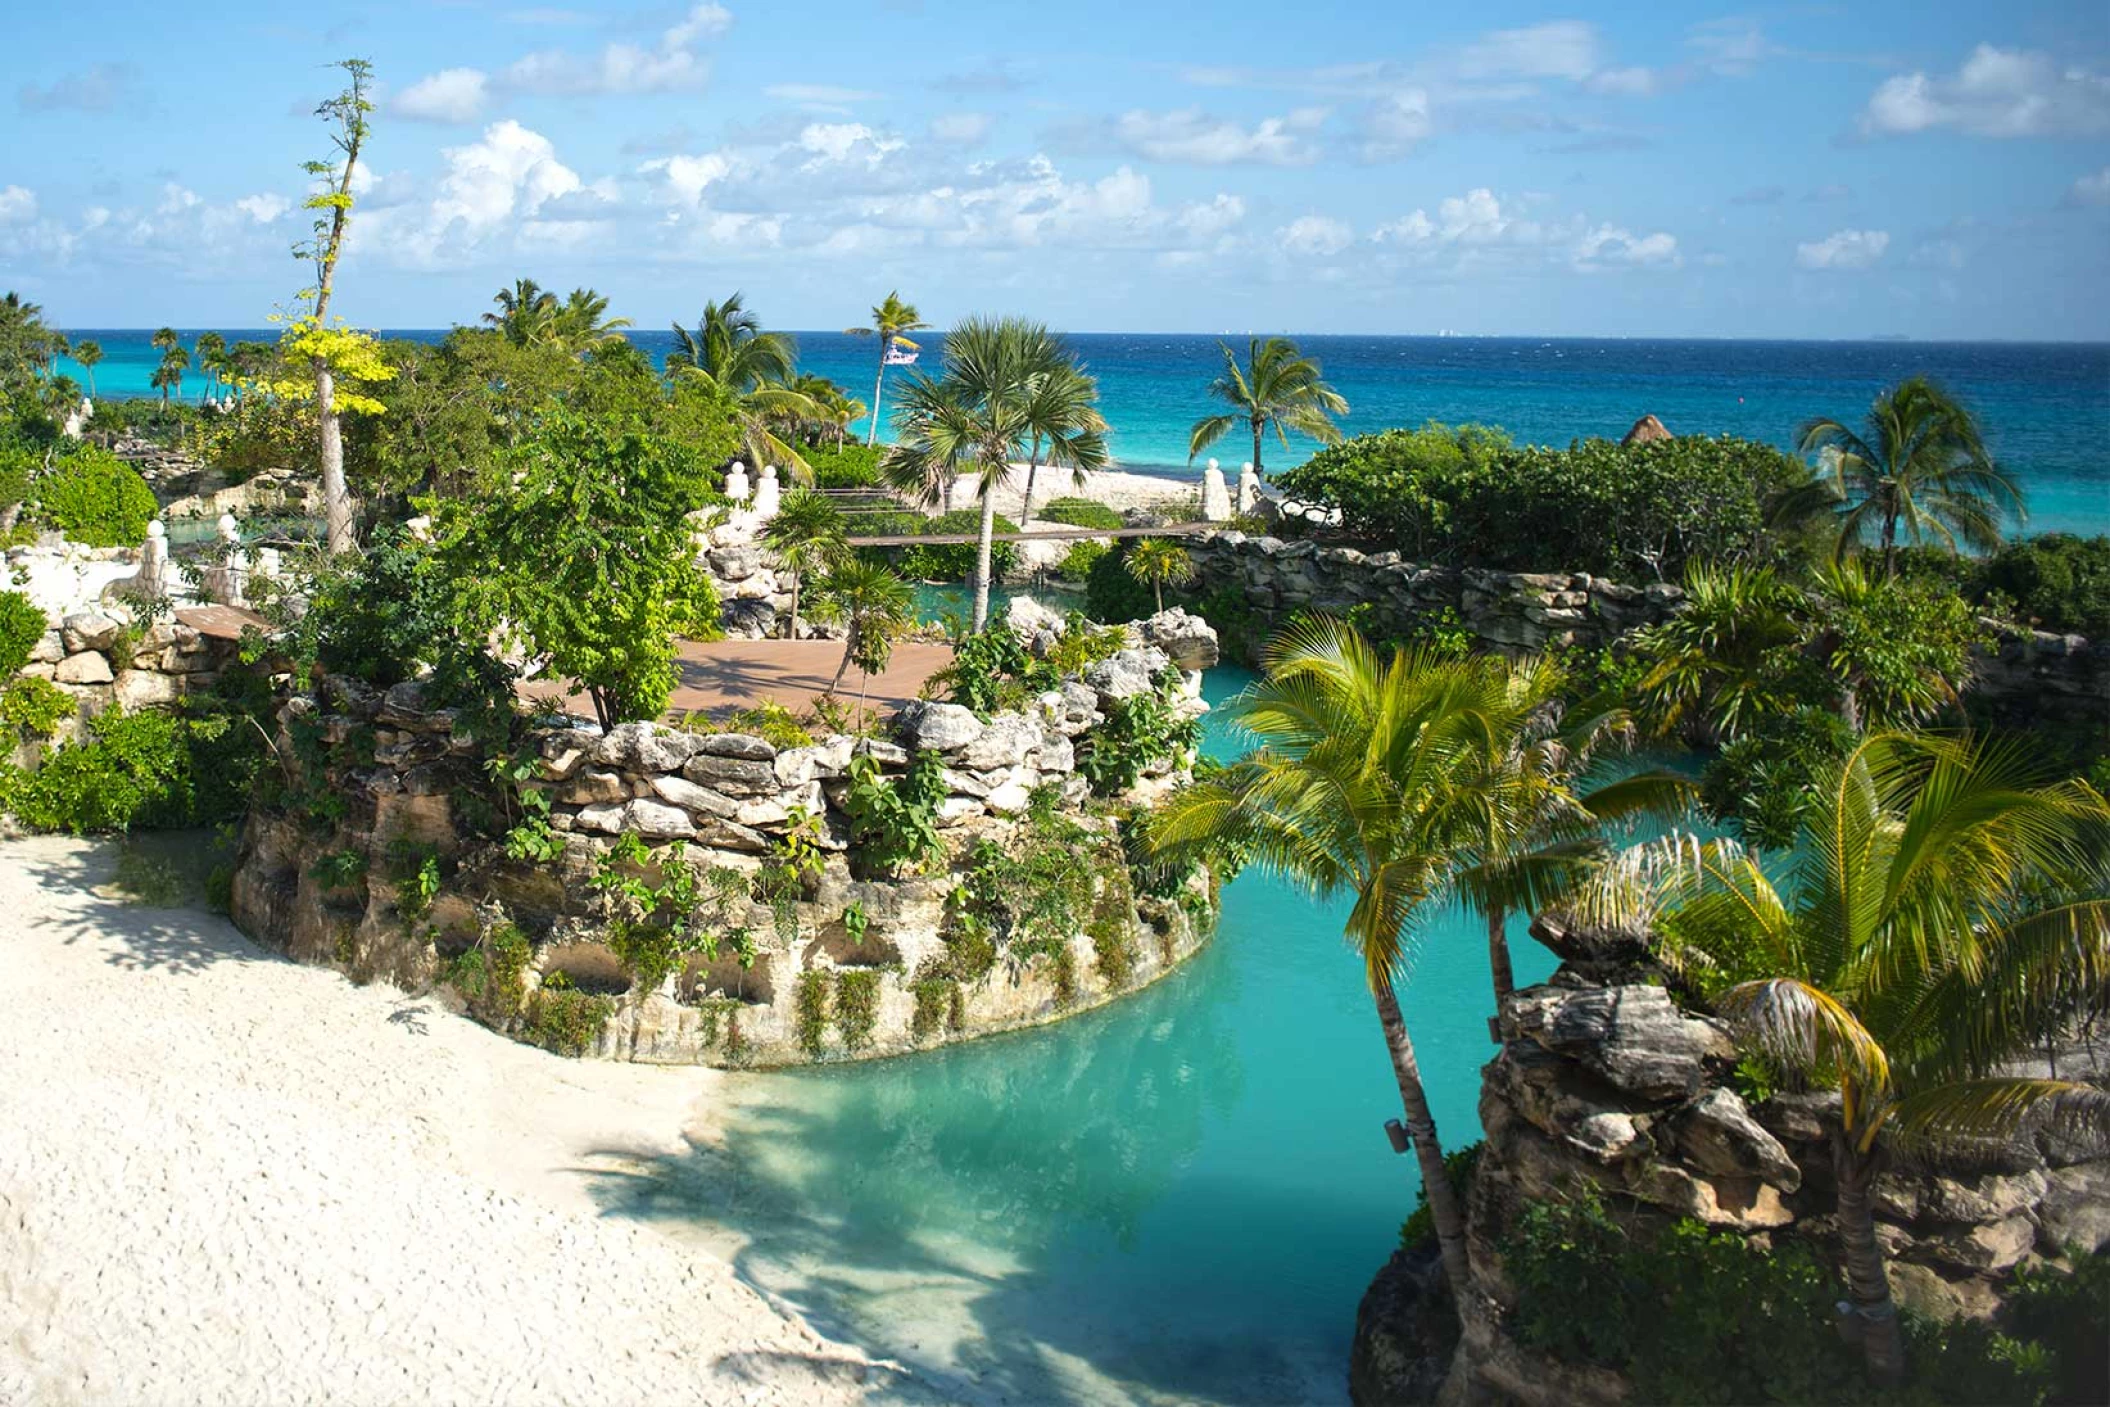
[1574,732,2110,1385]
[762,487,848,639]
[195,331,226,401]
[883,317,1109,631]
[848,291,929,447]
[552,287,632,350]
[1150,618,1572,1328]
[151,326,180,355]
[1124,538,1194,612]
[1017,360,1109,526]
[1782,377,2025,575]
[1188,335,1349,475]
[154,345,190,405]
[810,557,915,711]
[484,277,559,346]
[71,340,102,399]
[669,293,817,478]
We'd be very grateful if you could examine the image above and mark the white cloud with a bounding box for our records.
[1456,21,1600,81]
[1277,214,1353,256]
[1584,66,1657,97]
[930,112,993,146]
[1177,194,1245,241]
[2066,166,2110,208]
[234,194,289,223]
[642,152,735,206]
[797,122,904,166]
[1796,228,1889,270]
[361,120,601,268]
[395,68,489,123]
[1378,188,1523,245]
[0,186,36,223]
[1858,45,2110,138]
[1361,89,1432,159]
[1112,107,1325,165]
[1575,224,1679,269]
[504,3,729,96]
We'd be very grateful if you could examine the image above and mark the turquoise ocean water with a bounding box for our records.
[58,330,2110,535]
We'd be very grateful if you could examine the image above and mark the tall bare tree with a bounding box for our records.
[299,58,374,554]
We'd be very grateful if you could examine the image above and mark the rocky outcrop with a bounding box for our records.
[229,616,1221,1068]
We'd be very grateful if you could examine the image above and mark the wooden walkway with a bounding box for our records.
[848,521,1214,546]
[520,638,956,719]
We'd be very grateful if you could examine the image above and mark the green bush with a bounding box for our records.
[841,750,947,878]
[0,708,194,833]
[33,448,159,547]
[521,980,613,1056]
[1084,543,1159,623]
[2004,1252,2110,1406]
[1054,539,1109,581]
[1,675,74,737]
[1981,535,2110,639]
[834,968,881,1050]
[1398,1141,1482,1250]
[1504,1188,2055,1406]
[0,589,48,675]
[1037,496,1124,531]
[803,443,884,490]
[897,509,1019,582]
[1275,424,1807,580]
[794,968,833,1057]
[447,922,533,1025]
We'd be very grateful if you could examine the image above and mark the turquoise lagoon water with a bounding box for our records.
[58,331,2110,536]
[589,665,1557,1406]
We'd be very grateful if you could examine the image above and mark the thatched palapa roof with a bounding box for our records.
[1621,414,1673,446]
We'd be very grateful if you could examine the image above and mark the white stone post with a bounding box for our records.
[752,464,781,521]
[1237,462,1261,515]
[216,513,250,607]
[135,520,169,600]
[1199,458,1232,522]
[723,460,751,505]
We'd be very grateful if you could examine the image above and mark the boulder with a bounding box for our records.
[896,700,985,752]
[623,798,697,840]
[1135,607,1221,671]
[561,770,628,805]
[1005,594,1066,650]
[1028,734,1076,775]
[1673,1087,1801,1190]
[958,713,1043,771]
[722,598,777,639]
[112,669,179,711]
[60,612,121,654]
[694,732,777,762]
[1506,984,1732,1101]
[594,722,698,773]
[29,630,63,665]
[649,775,738,819]
[2038,1162,2110,1254]
[681,752,780,797]
[1084,647,1168,703]
[571,803,626,834]
[54,651,114,685]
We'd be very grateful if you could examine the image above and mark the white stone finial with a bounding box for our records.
[724,460,751,504]
[1207,458,1219,472]
[752,463,782,519]
[217,512,241,543]
[1199,460,1231,522]
[146,520,165,541]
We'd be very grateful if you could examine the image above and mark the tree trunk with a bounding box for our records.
[1020,434,1044,526]
[786,572,801,641]
[1487,906,1515,1015]
[315,359,351,554]
[831,632,855,694]
[867,342,887,448]
[1833,1132,1906,1386]
[1251,417,1264,477]
[1373,981,1472,1306]
[972,468,998,632]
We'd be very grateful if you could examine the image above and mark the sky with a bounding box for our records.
[1,0,2107,339]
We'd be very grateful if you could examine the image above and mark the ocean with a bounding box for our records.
[57,330,2110,535]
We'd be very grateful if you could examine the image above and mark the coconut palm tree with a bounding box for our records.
[1188,335,1349,476]
[195,331,227,401]
[848,291,929,447]
[762,487,848,640]
[1573,732,2110,1385]
[1781,377,2025,575]
[1017,360,1109,526]
[810,557,915,711]
[153,344,190,405]
[669,293,817,478]
[71,340,102,399]
[1149,617,1573,1332]
[484,278,559,346]
[552,287,632,350]
[883,317,1109,631]
[1124,538,1194,612]
[151,326,180,355]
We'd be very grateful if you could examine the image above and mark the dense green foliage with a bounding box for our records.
[1084,541,1160,621]
[897,508,1020,582]
[1953,534,2110,638]
[840,750,947,877]
[802,443,885,489]
[1274,424,1809,578]
[31,448,159,547]
[1036,496,1124,530]
[0,589,46,675]
[1504,1191,2057,1405]
[1,674,74,737]
[0,701,259,834]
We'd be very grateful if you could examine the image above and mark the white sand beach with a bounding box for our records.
[945,464,1196,520]
[0,836,908,1407]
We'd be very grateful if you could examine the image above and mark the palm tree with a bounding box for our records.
[762,487,849,639]
[810,557,915,712]
[883,317,1109,631]
[552,287,632,350]
[153,345,190,405]
[1574,732,2110,1385]
[195,331,226,401]
[669,293,817,478]
[1150,617,1572,1332]
[1453,697,1695,1012]
[484,277,559,346]
[1124,538,1194,612]
[1783,377,2025,575]
[72,340,102,399]
[1017,360,1109,526]
[1188,335,1349,475]
[848,291,929,447]
[1631,563,1807,746]
[151,326,179,355]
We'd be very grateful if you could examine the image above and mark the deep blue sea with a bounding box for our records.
[60,330,2110,535]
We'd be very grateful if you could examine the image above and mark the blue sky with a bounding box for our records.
[2,0,2107,338]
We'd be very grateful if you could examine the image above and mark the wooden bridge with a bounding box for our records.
[845,522,1216,546]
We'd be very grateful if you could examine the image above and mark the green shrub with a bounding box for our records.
[448,922,533,1025]
[2004,1251,2110,1406]
[0,707,196,833]
[32,449,159,547]
[1037,496,1124,531]
[1078,670,1200,796]
[841,750,946,877]
[803,443,884,490]
[794,968,833,1057]
[521,980,613,1056]
[0,674,70,739]
[0,589,48,675]
[834,968,881,1050]
[1981,534,2110,639]
[1398,1141,1482,1250]
[898,509,1019,582]
[1084,543,1159,623]
[1054,539,1110,581]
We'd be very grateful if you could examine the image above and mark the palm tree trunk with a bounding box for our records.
[1833,1132,1906,1385]
[1251,416,1264,477]
[1020,434,1044,526]
[972,466,998,632]
[1374,980,1473,1307]
[1487,906,1515,1013]
[830,625,856,693]
[786,572,801,641]
[867,343,887,448]
[316,359,352,554]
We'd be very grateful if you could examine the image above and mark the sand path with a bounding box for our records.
[0,835,917,1407]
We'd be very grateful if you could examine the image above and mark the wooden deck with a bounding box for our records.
[521,637,956,719]
[175,605,271,640]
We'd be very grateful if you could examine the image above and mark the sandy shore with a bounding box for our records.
[943,465,1195,521]
[0,835,912,1407]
